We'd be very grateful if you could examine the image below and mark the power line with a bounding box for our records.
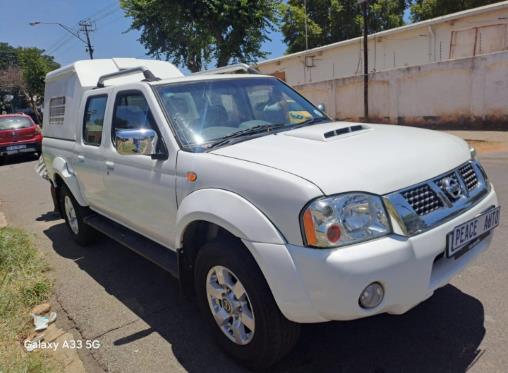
[93,7,121,23]
[39,0,118,58]
[46,33,75,54]
[87,1,119,22]
[46,36,75,55]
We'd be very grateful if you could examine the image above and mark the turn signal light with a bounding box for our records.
[186,171,198,183]
[302,209,317,246]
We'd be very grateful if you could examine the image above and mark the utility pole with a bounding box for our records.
[304,0,309,50]
[358,0,369,121]
[29,19,95,59]
[79,19,95,59]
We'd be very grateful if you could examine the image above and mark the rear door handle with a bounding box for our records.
[105,161,115,170]
[77,155,85,163]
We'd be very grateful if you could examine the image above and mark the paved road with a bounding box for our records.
[0,152,507,373]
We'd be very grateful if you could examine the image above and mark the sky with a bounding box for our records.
[0,0,287,70]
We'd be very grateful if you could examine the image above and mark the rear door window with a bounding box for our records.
[83,95,108,146]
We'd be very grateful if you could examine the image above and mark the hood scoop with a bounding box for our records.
[324,125,366,139]
[283,123,369,142]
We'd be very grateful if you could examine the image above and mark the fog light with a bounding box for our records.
[359,282,384,309]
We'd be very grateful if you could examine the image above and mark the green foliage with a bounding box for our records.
[17,48,59,100]
[0,42,59,118]
[0,42,19,70]
[0,227,55,373]
[410,0,504,22]
[281,0,406,53]
[120,0,280,72]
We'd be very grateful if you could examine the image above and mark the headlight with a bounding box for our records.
[301,193,392,248]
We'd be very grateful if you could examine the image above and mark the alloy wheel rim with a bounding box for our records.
[64,196,79,234]
[206,265,255,345]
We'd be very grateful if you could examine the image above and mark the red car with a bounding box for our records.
[0,113,42,161]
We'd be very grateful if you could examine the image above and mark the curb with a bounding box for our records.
[0,201,7,228]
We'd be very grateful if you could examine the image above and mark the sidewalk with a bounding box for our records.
[0,202,87,373]
[445,130,508,153]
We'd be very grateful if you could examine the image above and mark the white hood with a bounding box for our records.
[211,122,471,195]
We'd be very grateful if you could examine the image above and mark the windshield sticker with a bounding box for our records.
[288,111,312,124]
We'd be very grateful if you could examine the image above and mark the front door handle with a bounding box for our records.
[105,161,115,170]
[77,155,85,163]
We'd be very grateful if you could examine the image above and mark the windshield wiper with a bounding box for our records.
[292,116,329,128]
[207,123,287,149]
[206,117,329,150]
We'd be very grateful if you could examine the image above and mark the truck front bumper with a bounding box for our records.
[244,187,498,323]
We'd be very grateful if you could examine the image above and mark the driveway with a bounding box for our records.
[0,152,507,372]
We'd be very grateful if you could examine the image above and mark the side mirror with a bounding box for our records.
[115,128,167,159]
[317,103,326,113]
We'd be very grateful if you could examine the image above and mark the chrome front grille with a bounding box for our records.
[385,160,489,236]
[402,185,443,216]
[459,163,479,190]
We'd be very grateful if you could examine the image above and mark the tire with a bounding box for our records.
[59,185,98,246]
[195,240,300,370]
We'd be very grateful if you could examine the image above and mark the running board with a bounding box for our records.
[84,214,179,278]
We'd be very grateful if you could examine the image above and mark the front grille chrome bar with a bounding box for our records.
[384,160,489,236]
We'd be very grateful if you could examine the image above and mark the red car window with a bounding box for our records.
[0,116,33,130]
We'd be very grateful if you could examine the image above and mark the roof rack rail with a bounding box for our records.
[96,66,161,88]
[192,63,260,76]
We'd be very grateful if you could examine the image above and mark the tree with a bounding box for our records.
[281,0,406,54]
[120,0,280,72]
[16,48,59,122]
[1,42,59,118]
[0,42,19,70]
[0,66,23,113]
[410,0,504,22]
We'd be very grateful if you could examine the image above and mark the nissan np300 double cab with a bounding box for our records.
[41,58,500,369]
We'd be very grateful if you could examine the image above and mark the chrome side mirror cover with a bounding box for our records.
[115,128,159,157]
[317,103,326,113]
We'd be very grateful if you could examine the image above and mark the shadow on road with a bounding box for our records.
[0,153,39,166]
[44,222,485,373]
[36,211,61,222]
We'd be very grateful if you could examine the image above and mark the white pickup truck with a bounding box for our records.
[41,58,500,369]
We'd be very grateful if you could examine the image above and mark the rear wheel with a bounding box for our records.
[195,240,300,369]
[59,185,98,245]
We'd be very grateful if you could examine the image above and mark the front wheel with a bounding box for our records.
[195,240,300,369]
[59,185,98,246]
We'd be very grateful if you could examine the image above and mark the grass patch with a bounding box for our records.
[0,227,57,373]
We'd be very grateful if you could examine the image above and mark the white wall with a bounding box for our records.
[291,51,508,129]
[257,4,508,86]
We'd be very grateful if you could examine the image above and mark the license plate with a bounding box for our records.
[6,144,26,151]
[447,207,501,258]
[18,147,35,153]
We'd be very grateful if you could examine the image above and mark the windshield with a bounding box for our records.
[0,116,33,130]
[155,77,327,151]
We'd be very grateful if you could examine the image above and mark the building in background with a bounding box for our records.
[257,1,508,128]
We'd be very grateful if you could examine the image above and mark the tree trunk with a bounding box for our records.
[216,53,230,68]
[22,89,41,123]
[186,54,201,73]
[215,33,230,68]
